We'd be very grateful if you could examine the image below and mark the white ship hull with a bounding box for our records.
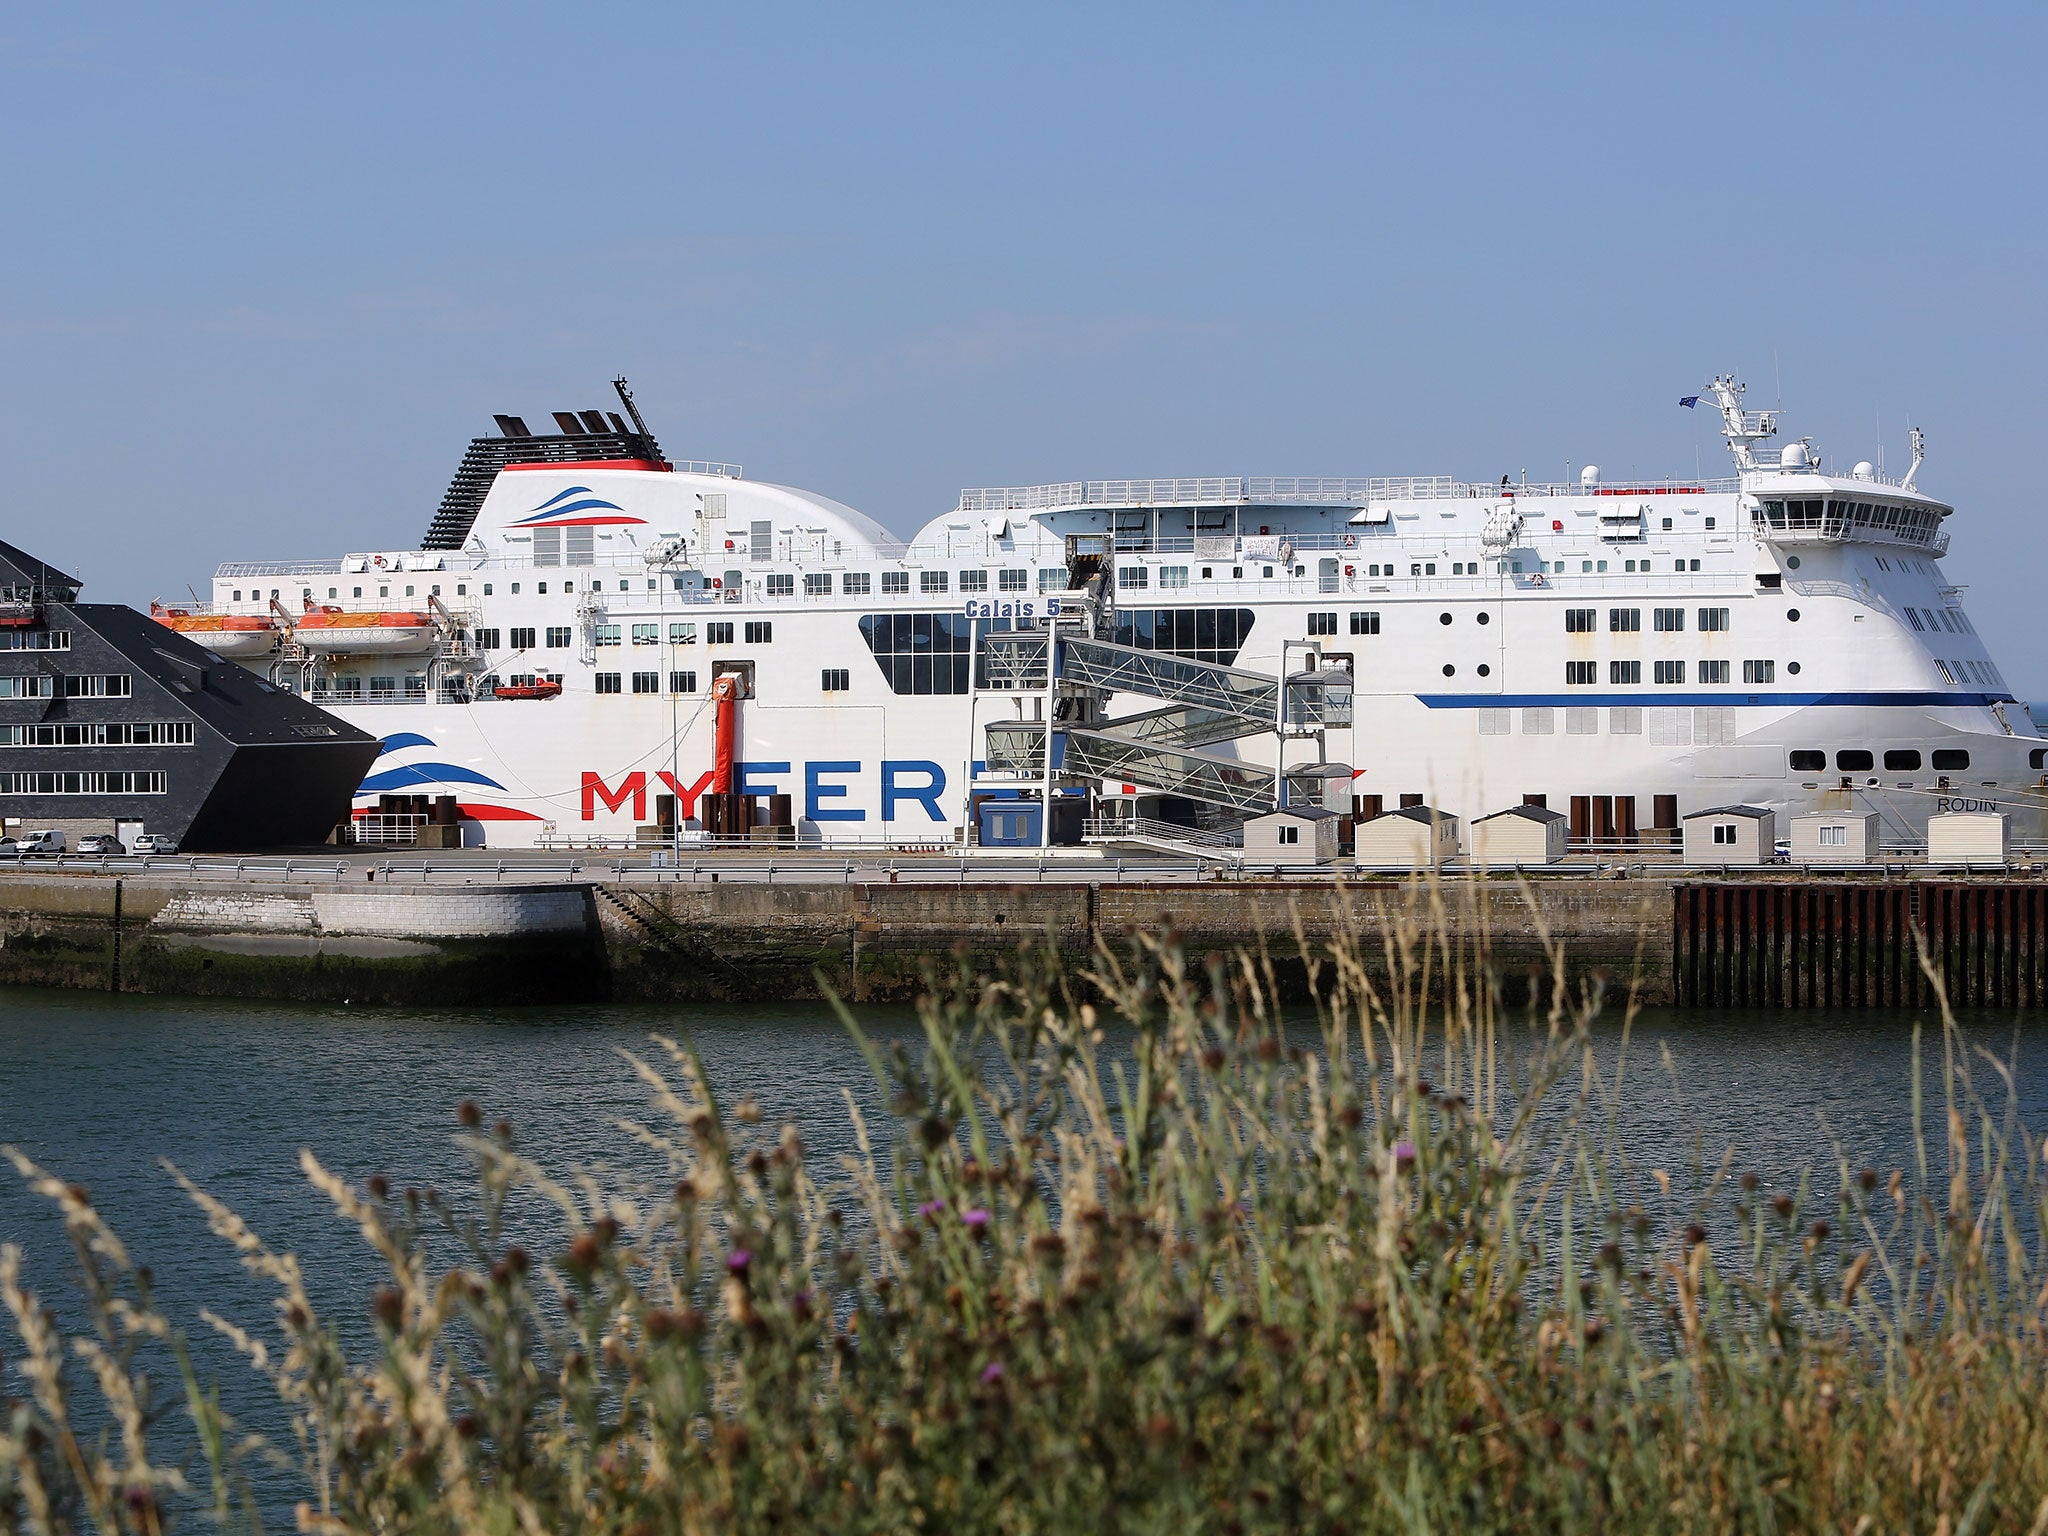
[191,378,2045,852]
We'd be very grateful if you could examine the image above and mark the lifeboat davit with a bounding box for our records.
[294,609,436,654]
[151,606,282,658]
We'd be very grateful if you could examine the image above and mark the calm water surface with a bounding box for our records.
[1,985,2045,1500]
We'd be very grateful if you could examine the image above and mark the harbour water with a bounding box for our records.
[2,985,2045,1509]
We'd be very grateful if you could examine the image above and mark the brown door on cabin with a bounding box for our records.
[1590,796,1614,843]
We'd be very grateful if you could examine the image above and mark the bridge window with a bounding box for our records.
[1161,566,1189,589]
[858,612,977,695]
[1111,608,1257,666]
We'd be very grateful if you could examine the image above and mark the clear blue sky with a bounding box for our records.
[3,4,2043,685]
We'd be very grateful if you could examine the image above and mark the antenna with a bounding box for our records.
[613,377,655,444]
[1902,425,1925,491]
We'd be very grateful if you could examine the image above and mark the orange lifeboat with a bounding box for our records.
[493,680,563,700]
[150,603,282,658]
[294,609,436,654]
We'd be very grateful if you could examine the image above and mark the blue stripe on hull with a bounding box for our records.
[1416,691,2010,710]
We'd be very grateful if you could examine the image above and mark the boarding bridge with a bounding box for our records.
[976,627,1350,819]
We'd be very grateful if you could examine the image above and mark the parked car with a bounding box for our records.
[128,833,179,855]
[19,830,65,856]
[0,837,18,857]
[75,834,120,855]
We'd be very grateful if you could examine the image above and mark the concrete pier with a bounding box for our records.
[0,862,2034,1008]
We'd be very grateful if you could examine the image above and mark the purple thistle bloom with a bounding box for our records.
[918,1197,947,1218]
[980,1361,1005,1384]
[962,1208,991,1228]
[726,1249,753,1271]
[1393,1141,1418,1167]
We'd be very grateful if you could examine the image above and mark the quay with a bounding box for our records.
[0,852,2042,1009]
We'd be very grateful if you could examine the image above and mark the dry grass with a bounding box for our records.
[5,887,2048,1533]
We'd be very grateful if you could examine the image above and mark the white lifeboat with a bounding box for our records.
[150,603,282,658]
[293,607,436,654]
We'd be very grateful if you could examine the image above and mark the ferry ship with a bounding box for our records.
[175,377,2045,850]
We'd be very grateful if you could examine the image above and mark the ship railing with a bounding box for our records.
[671,460,744,478]
[340,813,428,846]
[956,475,1740,513]
[1083,815,1242,849]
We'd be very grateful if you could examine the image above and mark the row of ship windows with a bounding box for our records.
[1478,708,1737,742]
[472,622,771,651]
[1304,607,1742,638]
[0,723,194,746]
[1905,606,1973,635]
[1937,659,2001,687]
[0,674,132,699]
[1788,749,1974,773]
[1562,660,1791,685]
[0,771,165,794]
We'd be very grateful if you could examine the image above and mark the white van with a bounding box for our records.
[20,830,66,856]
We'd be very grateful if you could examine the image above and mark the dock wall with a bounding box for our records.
[0,872,2037,1010]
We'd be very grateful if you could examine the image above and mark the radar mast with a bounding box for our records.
[1706,375,1779,470]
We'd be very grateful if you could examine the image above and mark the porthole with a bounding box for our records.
[1476,611,1490,625]
[1439,612,1452,625]
[1787,661,1802,675]
[1442,664,1455,677]
[1787,608,1801,622]
[1477,663,1491,677]
[1787,556,1801,569]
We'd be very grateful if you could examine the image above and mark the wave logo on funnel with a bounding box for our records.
[353,732,543,821]
[511,485,644,528]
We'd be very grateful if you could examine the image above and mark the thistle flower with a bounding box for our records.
[962,1208,990,1228]
[980,1361,1005,1384]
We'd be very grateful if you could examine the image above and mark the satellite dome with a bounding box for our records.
[1579,464,1600,487]
[1780,442,1810,469]
[1852,460,1875,480]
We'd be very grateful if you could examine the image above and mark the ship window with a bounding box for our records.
[744,621,773,644]
[1565,661,1596,685]
[594,625,621,646]
[457,585,467,596]
[352,586,363,598]
[1654,660,1685,684]
[1038,568,1064,593]
[707,622,734,644]
[1581,561,1592,573]
[232,590,242,601]
[671,671,697,694]
[1743,659,1774,683]
[1521,708,1553,735]
[1932,749,1970,770]
[1000,569,1028,592]
[857,612,978,695]
[669,623,695,643]
[1786,661,1801,674]
[595,673,621,695]
[2030,748,2046,770]
[404,674,427,697]
[882,572,910,595]
[844,573,871,596]
[1438,611,1452,625]
[509,627,535,649]
[1477,612,1489,625]
[536,583,547,595]
[1609,608,1640,632]
[1661,517,1672,531]
[766,574,794,597]
[1609,707,1641,735]
[1836,749,1874,771]
[1698,607,1729,631]
[1308,613,1337,636]
[631,672,659,694]
[1700,660,1730,683]
[1610,660,1641,684]
[1567,707,1598,735]
[370,676,396,696]
[1564,608,1595,633]
[1441,663,1455,676]
[565,582,575,593]
[1787,608,1801,622]
[1654,607,1684,632]
[921,570,950,594]
[1884,749,1921,771]
[404,585,415,597]
[960,569,989,592]
[1110,608,1257,666]
[805,573,832,596]
[1350,611,1379,635]
[378,585,389,597]
[546,627,573,648]
[1119,566,1149,589]
[483,584,493,596]
[822,669,851,692]
[1161,566,1189,589]
[1789,749,1825,771]
[631,623,659,645]
[474,628,501,651]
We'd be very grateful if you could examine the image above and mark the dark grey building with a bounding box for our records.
[0,540,379,850]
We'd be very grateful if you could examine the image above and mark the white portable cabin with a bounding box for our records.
[1681,805,1775,867]
[1354,805,1460,870]
[1242,805,1341,865]
[1927,811,2009,866]
[1788,811,1878,865]
[1470,803,1569,866]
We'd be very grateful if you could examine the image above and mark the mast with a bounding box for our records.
[1705,375,1780,470]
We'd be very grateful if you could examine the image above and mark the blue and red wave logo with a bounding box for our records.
[511,485,644,528]
[354,732,542,822]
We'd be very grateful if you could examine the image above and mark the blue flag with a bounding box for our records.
[1678,395,1700,408]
